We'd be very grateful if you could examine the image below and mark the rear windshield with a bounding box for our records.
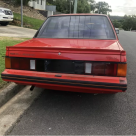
[37,15,116,39]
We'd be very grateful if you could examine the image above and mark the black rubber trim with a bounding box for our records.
[1,74,127,91]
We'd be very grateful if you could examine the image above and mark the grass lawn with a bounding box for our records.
[10,13,45,30]
[0,37,29,88]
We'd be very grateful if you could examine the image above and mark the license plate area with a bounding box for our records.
[44,60,75,74]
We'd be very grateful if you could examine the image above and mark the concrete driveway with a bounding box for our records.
[0,25,37,38]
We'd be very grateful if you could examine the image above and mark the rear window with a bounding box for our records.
[37,15,116,39]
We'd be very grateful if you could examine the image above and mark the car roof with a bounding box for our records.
[50,13,108,17]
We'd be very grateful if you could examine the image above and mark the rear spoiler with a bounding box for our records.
[6,46,122,55]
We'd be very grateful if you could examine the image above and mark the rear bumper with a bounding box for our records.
[0,19,13,22]
[1,69,127,93]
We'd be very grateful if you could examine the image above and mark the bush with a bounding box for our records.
[14,0,30,6]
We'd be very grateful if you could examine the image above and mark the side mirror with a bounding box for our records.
[115,28,119,34]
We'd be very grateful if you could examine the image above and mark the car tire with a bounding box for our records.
[0,22,9,26]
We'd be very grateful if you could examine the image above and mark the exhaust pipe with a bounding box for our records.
[30,86,35,91]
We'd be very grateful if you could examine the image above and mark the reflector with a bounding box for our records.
[117,63,127,77]
[30,60,35,70]
[85,63,92,74]
[5,57,11,69]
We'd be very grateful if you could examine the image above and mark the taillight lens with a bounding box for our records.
[117,63,127,77]
[5,57,11,69]
[11,58,20,69]
[5,57,127,77]
[85,63,117,76]
[92,63,105,76]
[105,63,117,76]
[5,57,32,70]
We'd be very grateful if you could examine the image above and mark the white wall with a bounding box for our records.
[47,11,53,17]
[28,0,46,10]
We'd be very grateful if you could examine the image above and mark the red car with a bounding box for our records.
[1,14,127,94]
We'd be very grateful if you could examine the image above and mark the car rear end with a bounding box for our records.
[1,14,127,93]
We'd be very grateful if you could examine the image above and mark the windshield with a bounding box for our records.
[37,15,116,39]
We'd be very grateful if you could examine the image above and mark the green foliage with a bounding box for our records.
[14,0,30,5]
[55,0,72,14]
[122,15,136,31]
[77,0,90,13]
[48,0,90,14]
[11,13,44,30]
[88,0,96,12]
[112,20,122,28]
[110,15,136,30]
[46,0,54,4]
[47,0,112,14]
[110,16,124,21]
[94,2,112,14]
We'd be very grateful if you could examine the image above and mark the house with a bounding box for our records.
[29,0,46,11]
[28,0,56,17]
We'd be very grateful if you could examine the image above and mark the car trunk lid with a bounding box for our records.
[7,38,122,62]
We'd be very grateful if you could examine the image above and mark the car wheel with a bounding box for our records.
[0,22,9,26]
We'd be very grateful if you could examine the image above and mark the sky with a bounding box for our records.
[95,0,136,16]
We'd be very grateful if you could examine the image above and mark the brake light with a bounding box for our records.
[11,58,20,69]
[5,57,127,77]
[105,63,117,76]
[92,63,105,76]
[117,63,127,77]
[85,63,117,76]
[5,57,32,70]
[5,57,11,69]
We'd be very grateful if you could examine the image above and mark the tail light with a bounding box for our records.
[11,58,20,69]
[105,63,117,76]
[117,63,127,77]
[11,58,30,70]
[5,57,35,70]
[5,57,127,77]
[5,57,11,69]
[84,62,126,77]
[92,63,105,76]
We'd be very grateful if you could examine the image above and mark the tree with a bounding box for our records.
[49,0,90,14]
[88,0,96,13]
[112,20,122,28]
[77,0,90,13]
[122,15,136,31]
[94,2,112,15]
[46,0,54,4]
[14,0,30,5]
[54,0,73,13]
